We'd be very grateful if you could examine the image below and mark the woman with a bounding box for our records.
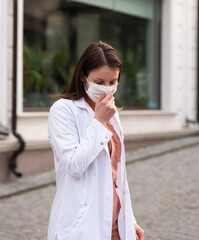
[48,41,144,240]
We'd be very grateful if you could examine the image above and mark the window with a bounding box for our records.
[23,0,160,110]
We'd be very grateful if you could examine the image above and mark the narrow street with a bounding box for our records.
[0,136,199,240]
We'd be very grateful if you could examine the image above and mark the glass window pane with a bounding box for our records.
[23,0,160,110]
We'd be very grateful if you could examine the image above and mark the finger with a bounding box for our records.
[140,232,144,240]
[106,94,114,103]
[107,99,115,108]
[96,92,106,103]
[139,235,144,240]
[137,231,144,240]
[105,94,115,105]
[102,91,113,102]
[136,234,139,240]
[107,91,113,98]
[113,101,116,109]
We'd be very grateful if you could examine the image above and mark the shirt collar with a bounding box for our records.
[73,97,88,109]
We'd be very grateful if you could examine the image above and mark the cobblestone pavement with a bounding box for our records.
[0,137,199,240]
[0,185,55,240]
[127,144,199,240]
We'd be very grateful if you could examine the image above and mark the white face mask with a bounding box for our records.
[84,77,118,102]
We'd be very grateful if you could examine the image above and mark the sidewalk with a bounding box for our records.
[0,136,199,240]
[127,136,199,240]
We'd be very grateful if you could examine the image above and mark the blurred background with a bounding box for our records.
[0,0,198,239]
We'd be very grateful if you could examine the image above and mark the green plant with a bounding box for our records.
[23,45,46,93]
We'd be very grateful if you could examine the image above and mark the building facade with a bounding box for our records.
[0,0,198,182]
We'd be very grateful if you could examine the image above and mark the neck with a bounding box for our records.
[84,93,95,111]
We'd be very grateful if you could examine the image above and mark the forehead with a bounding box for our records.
[88,65,119,80]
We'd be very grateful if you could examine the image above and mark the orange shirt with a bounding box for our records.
[106,122,121,240]
[84,95,121,240]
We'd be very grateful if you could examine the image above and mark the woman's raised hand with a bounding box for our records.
[94,92,116,125]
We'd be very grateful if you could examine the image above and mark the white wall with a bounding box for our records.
[186,0,198,120]
[161,0,198,127]
[0,0,9,126]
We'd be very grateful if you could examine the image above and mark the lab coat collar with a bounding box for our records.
[74,97,95,118]
[74,97,122,140]
[73,97,88,109]
[74,97,110,155]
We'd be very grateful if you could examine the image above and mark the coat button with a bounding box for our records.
[100,142,104,145]
[84,203,87,206]
[105,136,108,139]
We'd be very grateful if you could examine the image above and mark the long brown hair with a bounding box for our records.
[58,41,122,100]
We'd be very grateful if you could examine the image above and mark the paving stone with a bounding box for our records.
[0,136,199,239]
[0,170,55,199]
[127,144,199,240]
[0,185,55,240]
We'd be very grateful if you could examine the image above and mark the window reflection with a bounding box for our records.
[23,0,160,110]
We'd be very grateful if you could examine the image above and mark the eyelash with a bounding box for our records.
[110,82,115,85]
[96,81,116,85]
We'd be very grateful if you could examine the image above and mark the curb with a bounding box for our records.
[0,136,199,199]
[0,170,55,200]
[126,136,199,164]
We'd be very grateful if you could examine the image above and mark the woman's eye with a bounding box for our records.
[110,81,116,85]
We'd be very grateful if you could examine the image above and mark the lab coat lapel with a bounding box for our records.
[74,97,110,156]
[74,97,95,118]
[109,112,123,142]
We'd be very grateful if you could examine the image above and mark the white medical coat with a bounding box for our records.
[48,97,136,240]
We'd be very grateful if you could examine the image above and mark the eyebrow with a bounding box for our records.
[94,78,118,81]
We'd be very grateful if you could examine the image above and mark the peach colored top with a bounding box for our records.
[106,122,121,240]
[84,95,121,240]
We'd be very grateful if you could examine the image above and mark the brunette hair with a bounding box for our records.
[58,41,122,100]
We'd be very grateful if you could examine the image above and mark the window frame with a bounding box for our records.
[16,0,24,115]
[18,0,162,114]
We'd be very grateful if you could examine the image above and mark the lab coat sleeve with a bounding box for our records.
[125,177,137,224]
[48,102,113,179]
